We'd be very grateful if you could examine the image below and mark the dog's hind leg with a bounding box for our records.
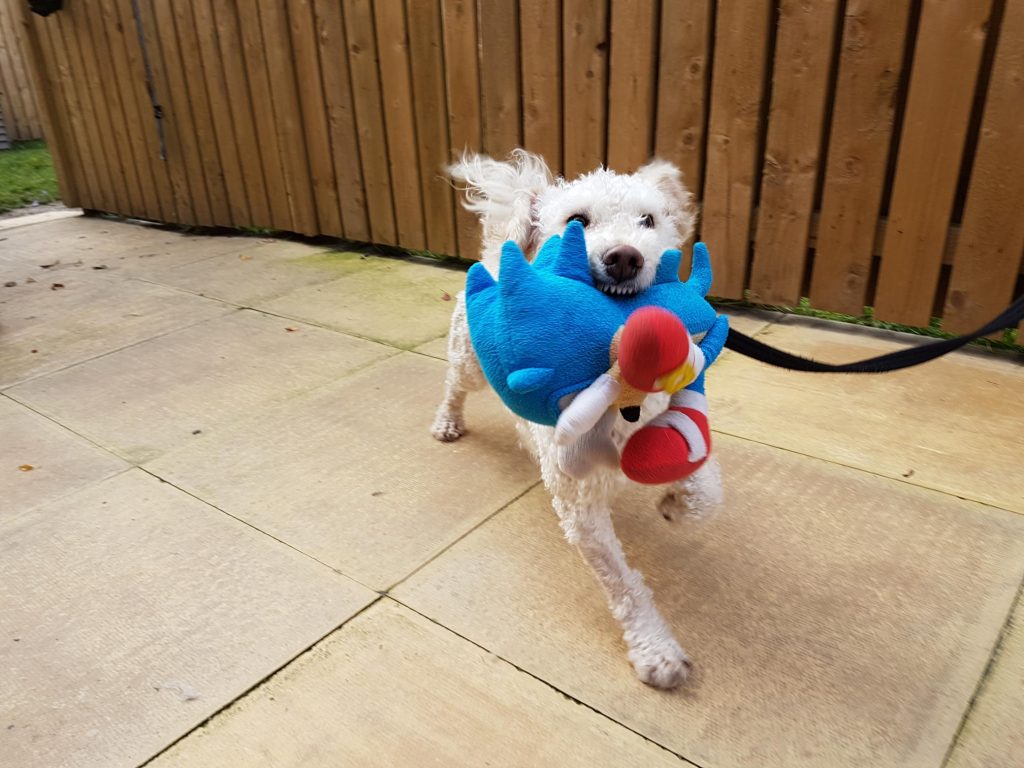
[657,453,724,522]
[553,484,692,689]
[431,291,487,442]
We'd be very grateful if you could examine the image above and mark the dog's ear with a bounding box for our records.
[448,149,552,255]
[636,159,696,241]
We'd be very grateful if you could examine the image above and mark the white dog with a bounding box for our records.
[432,150,724,689]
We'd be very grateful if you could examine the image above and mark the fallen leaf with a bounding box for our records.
[239,254,253,261]
[191,429,202,435]
[3,281,16,288]
[18,464,34,472]
[902,469,915,478]
[25,277,36,283]
[441,291,452,301]
[50,283,64,291]
[40,261,59,269]
[30,349,38,354]
[92,264,108,270]
[285,327,299,332]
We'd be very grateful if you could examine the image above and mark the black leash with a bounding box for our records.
[723,293,1024,373]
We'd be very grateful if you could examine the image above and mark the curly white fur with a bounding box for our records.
[432,150,722,689]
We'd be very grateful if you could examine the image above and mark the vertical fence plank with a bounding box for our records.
[41,17,106,210]
[478,0,521,157]
[374,0,426,249]
[313,0,369,241]
[654,0,711,195]
[192,0,251,226]
[0,2,22,136]
[344,0,397,245]
[0,0,39,139]
[943,0,1024,334]
[288,0,343,237]
[810,0,913,315]
[258,1,318,235]
[562,0,608,178]
[97,0,164,222]
[748,0,840,304]
[80,0,147,219]
[211,0,272,228]
[13,3,79,205]
[69,2,135,217]
[55,7,122,213]
[874,0,994,325]
[442,0,483,258]
[520,0,561,173]
[407,0,457,255]
[237,0,293,230]
[700,1,773,298]
[149,0,213,224]
[127,0,195,224]
[606,0,657,172]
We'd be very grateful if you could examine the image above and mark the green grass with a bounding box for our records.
[0,140,59,213]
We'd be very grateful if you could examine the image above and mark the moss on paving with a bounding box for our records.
[0,140,59,213]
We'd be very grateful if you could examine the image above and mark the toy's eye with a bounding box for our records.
[567,213,590,228]
[640,213,655,228]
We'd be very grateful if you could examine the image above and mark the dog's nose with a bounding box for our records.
[602,246,645,283]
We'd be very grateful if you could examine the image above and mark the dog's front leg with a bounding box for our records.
[431,291,487,442]
[554,490,692,689]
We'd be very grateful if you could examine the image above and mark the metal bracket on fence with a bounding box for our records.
[130,0,166,160]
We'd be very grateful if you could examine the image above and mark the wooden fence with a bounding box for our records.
[0,0,41,139]
[10,0,1024,332]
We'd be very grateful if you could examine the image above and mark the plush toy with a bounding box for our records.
[465,221,729,484]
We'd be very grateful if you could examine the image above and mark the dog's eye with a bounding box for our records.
[640,213,655,228]
[567,213,590,228]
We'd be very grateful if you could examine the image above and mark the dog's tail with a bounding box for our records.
[448,149,552,264]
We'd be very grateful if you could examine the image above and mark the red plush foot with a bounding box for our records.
[618,307,692,392]
[620,407,711,485]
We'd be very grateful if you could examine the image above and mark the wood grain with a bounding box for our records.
[810,0,914,315]
[942,0,1024,334]
[562,0,609,178]
[441,0,482,258]
[749,0,841,305]
[700,0,774,298]
[874,0,994,325]
[520,0,562,172]
[606,0,657,172]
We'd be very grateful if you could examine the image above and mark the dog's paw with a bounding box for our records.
[431,412,466,442]
[628,637,693,690]
[657,491,691,522]
[659,456,724,521]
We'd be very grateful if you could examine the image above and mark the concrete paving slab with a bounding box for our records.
[0,273,230,388]
[946,599,1024,768]
[394,434,1024,768]
[0,215,288,279]
[0,395,128,514]
[708,316,1024,512]
[259,254,466,349]
[0,470,375,768]
[148,600,687,768]
[140,242,345,305]
[147,353,538,590]
[8,309,395,463]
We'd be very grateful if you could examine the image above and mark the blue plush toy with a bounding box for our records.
[465,221,730,484]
